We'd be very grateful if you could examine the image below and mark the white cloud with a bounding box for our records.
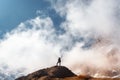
[0,17,62,77]
[50,0,120,77]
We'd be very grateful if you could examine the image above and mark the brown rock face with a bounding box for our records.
[16,66,76,80]
[15,66,120,80]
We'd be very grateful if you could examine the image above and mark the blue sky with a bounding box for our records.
[0,0,63,37]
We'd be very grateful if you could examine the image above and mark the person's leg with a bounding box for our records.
[58,62,61,66]
[60,62,61,66]
[56,62,58,66]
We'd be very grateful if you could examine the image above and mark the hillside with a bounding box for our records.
[15,66,76,80]
[16,66,120,80]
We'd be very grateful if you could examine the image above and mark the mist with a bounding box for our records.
[0,0,120,79]
[54,0,120,77]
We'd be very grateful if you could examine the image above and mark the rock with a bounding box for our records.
[16,66,76,80]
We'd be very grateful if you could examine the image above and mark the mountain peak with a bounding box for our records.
[16,66,76,80]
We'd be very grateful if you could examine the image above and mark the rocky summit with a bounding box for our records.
[16,66,120,80]
[15,66,76,80]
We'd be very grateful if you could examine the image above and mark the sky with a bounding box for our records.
[0,0,120,80]
[0,0,63,37]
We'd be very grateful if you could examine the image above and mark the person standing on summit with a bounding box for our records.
[56,57,61,66]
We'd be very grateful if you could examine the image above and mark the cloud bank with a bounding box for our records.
[0,0,120,79]
[51,0,120,77]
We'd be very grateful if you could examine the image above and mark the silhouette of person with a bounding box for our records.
[56,57,61,66]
